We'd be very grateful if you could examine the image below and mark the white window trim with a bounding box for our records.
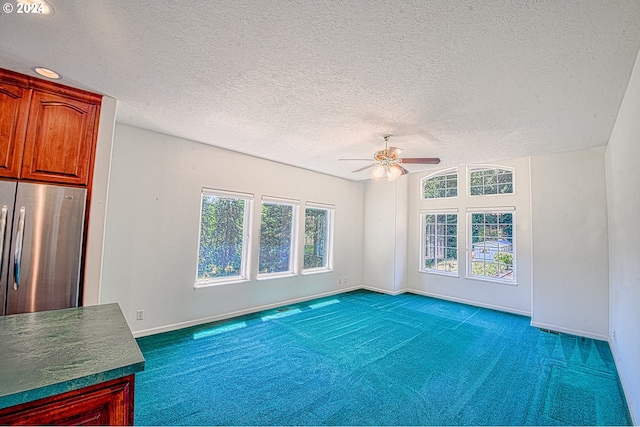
[257,196,300,279]
[419,209,459,277]
[195,188,254,288]
[421,167,459,200]
[467,165,516,197]
[465,209,517,285]
[302,202,335,274]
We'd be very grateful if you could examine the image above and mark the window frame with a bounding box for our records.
[466,207,516,285]
[257,196,300,280]
[195,188,253,288]
[468,165,515,197]
[421,168,459,200]
[302,202,335,275]
[419,209,459,277]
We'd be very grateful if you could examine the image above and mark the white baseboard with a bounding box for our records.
[529,320,608,341]
[361,285,407,296]
[133,285,362,338]
[406,288,531,317]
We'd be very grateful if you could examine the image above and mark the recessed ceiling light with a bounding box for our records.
[32,67,61,80]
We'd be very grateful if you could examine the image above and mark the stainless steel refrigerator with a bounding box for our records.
[0,181,86,316]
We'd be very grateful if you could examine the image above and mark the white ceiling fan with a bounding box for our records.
[340,134,440,181]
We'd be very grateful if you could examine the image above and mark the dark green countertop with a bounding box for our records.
[0,303,145,409]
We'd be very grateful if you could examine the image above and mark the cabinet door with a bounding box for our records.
[21,90,99,186]
[0,81,31,178]
[0,375,135,426]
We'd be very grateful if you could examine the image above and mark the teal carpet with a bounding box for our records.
[134,290,631,425]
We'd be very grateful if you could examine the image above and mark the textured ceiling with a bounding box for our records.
[1,1,640,180]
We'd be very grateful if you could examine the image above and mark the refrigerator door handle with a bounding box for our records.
[13,206,26,291]
[0,205,6,276]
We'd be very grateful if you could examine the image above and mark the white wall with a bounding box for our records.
[406,158,532,315]
[83,95,116,306]
[362,178,408,294]
[361,152,613,342]
[530,149,609,340]
[99,124,364,335]
[605,48,640,424]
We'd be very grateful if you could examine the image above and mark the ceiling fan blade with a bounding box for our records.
[338,158,373,161]
[352,164,376,173]
[400,157,441,164]
[399,165,410,175]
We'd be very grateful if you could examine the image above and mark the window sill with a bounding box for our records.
[256,272,297,281]
[194,277,250,288]
[465,275,517,286]
[418,270,459,278]
[302,268,333,276]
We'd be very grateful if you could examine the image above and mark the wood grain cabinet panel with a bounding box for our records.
[0,375,135,426]
[21,90,99,185]
[0,81,31,179]
[0,68,101,187]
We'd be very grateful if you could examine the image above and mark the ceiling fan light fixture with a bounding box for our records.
[371,164,386,180]
[387,164,404,181]
[343,134,440,180]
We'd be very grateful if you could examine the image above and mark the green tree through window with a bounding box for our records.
[469,211,515,282]
[304,207,331,270]
[422,212,458,273]
[198,191,250,282]
[259,201,296,274]
[469,167,513,195]
[423,169,458,199]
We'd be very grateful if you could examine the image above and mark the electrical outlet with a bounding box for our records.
[343,277,347,284]
[612,329,616,342]
[338,278,342,285]
[136,309,144,321]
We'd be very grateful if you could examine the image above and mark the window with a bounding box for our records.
[197,189,252,286]
[469,167,513,196]
[422,168,458,199]
[468,210,515,283]
[420,211,458,275]
[303,204,334,272]
[258,197,299,277]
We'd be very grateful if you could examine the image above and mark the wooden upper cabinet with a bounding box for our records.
[0,68,101,186]
[21,90,99,185]
[0,81,31,179]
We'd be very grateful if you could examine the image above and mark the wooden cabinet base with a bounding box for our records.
[0,375,135,426]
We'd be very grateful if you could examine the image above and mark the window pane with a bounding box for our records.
[422,213,457,274]
[484,173,497,185]
[198,194,247,281]
[423,170,457,199]
[497,172,512,183]
[472,213,485,224]
[470,167,513,196]
[499,184,513,194]
[304,208,330,270]
[469,210,515,282]
[470,173,483,187]
[259,203,294,274]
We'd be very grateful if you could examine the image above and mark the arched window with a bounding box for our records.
[422,168,458,199]
[469,166,514,196]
